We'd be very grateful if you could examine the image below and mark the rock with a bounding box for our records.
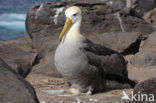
[130,50,156,67]
[0,58,39,103]
[143,8,156,25]
[139,0,156,13]
[89,32,141,54]
[123,7,142,19]
[31,53,61,77]
[128,66,156,82]
[130,32,156,67]
[140,32,156,51]
[3,36,35,52]
[133,77,156,103]
[25,0,153,77]
[26,0,153,38]
[0,36,38,77]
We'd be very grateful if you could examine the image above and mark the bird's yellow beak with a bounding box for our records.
[59,17,72,41]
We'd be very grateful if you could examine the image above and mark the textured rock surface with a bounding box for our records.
[130,32,156,67]
[31,52,61,77]
[143,8,156,25]
[25,0,154,76]
[26,0,153,40]
[89,32,142,54]
[128,65,156,82]
[140,32,156,51]
[143,8,156,24]
[0,36,38,77]
[0,58,39,103]
[130,50,156,67]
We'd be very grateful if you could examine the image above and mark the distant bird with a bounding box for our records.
[54,6,136,95]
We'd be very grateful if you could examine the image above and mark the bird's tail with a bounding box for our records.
[105,74,137,88]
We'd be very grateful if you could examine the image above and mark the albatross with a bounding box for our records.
[54,6,136,95]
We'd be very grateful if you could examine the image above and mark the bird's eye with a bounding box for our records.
[73,13,77,17]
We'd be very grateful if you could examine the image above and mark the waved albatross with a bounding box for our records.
[54,6,136,95]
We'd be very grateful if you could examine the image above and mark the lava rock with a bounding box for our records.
[0,58,39,103]
[0,36,38,77]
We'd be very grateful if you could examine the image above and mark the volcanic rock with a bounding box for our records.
[0,36,38,77]
[0,58,39,103]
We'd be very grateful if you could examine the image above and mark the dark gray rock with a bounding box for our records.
[0,58,39,103]
[133,77,156,103]
[139,0,156,13]
[0,36,38,77]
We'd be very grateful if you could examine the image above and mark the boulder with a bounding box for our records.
[25,0,153,77]
[0,36,38,77]
[133,77,156,103]
[0,58,39,103]
[26,0,153,41]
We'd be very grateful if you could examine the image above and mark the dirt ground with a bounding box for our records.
[26,72,133,103]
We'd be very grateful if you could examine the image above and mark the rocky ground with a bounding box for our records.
[25,57,156,103]
[0,0,156,103]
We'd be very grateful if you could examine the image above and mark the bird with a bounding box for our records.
[54,6,136,96]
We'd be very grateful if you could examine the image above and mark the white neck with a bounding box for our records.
[64,18,82,42]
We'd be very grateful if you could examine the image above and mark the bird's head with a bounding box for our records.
[59,6,82,41]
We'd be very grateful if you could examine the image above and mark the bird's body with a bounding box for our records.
[54,6,136,94]
[55,36,105,92]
